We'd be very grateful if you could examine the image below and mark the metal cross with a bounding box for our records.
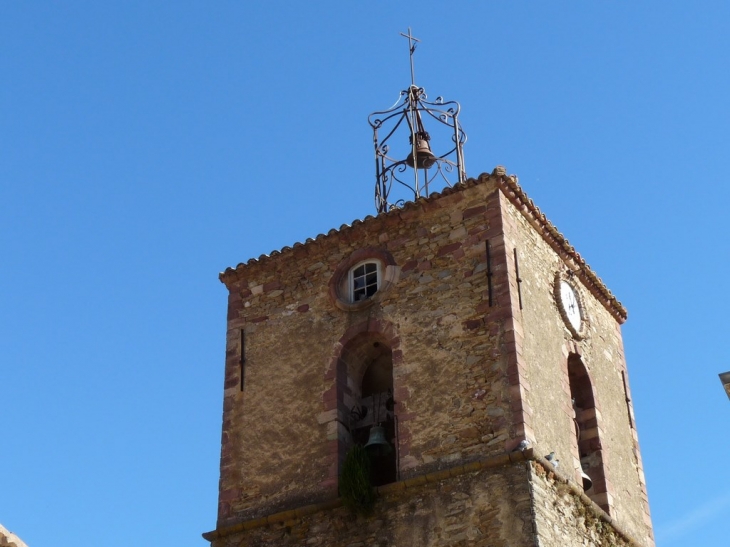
[400,27,421,86]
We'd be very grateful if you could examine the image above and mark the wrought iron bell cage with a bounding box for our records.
[368,84,467,214]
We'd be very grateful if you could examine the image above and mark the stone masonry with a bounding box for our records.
[0,525,28,547]
[204,168,654,546]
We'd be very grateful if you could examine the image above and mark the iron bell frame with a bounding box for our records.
[368,84,467,214]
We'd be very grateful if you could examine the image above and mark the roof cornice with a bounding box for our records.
[490,168,627,323]
[218,176,486,286]
[219,168,627,324]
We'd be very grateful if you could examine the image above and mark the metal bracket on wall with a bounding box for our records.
[514,248,523,310]
[486,240,493,307]
[240,330,246,392]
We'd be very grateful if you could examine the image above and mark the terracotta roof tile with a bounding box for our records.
[220,169,627,322]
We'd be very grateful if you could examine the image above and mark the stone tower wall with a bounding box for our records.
[499,189,653,545]
[217,176,524,527]
[209,457,536,547]
[205,456,646,547]
[210,171,653,547]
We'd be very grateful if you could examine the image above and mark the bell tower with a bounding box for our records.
[203,32,654,547]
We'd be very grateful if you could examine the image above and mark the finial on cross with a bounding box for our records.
[400,27,421,86]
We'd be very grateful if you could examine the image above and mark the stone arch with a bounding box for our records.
[568,352,611,514]
[321,319,403,492]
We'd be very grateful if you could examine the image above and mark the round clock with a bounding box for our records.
[560,280,582,332]
[555,273,586,339]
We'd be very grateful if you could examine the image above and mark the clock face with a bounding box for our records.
[560,280,582,332]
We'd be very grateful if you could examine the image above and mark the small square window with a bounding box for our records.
[350,261,380,302]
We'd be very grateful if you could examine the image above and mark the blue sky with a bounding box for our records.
[1,2,728,546]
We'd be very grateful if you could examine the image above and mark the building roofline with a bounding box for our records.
[220,167,627,323]
[0,525,29,547]
[491,169,627,323]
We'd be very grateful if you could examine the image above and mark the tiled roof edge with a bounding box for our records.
[0,524,29,547]
[219,169,628,323]
[491,168,627,323]
[218,176,486,284]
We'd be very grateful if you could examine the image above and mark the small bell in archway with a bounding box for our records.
[364,425,392,456]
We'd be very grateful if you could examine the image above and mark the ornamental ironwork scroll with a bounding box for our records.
[368,85,467,214]
[368,29,467,214]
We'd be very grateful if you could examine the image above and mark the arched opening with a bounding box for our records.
[337,332,397,487]
[568,354,609,512]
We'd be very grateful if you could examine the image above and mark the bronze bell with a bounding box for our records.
[405,132,437,169]
[364,425,392,455]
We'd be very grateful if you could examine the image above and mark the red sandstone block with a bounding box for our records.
[506,362,527,377]
[453,248,465,260]
[591,476,608,493]
[263,280,283,293]
[463,205,487,219]
[504,341,523,357]
[394,386,410,401]
[219,488,241,501]
[401,259,418,272]
[483,227,506,240]
[475,301,491,314]
[297,304,309,312]
[486,308,512,321]
[510,395,527,411]
[386,238,408,251]
[227,318,245,330]
[323,366,337,381]
[340,322,367,341]
[249,316,268,323]
[464,318,483,330]
[227,280,243,292]
[507,372,521,386]
[437,242,462,257]
[589,438,603,451]
[367,319,383,334]
[321,387,339,405]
